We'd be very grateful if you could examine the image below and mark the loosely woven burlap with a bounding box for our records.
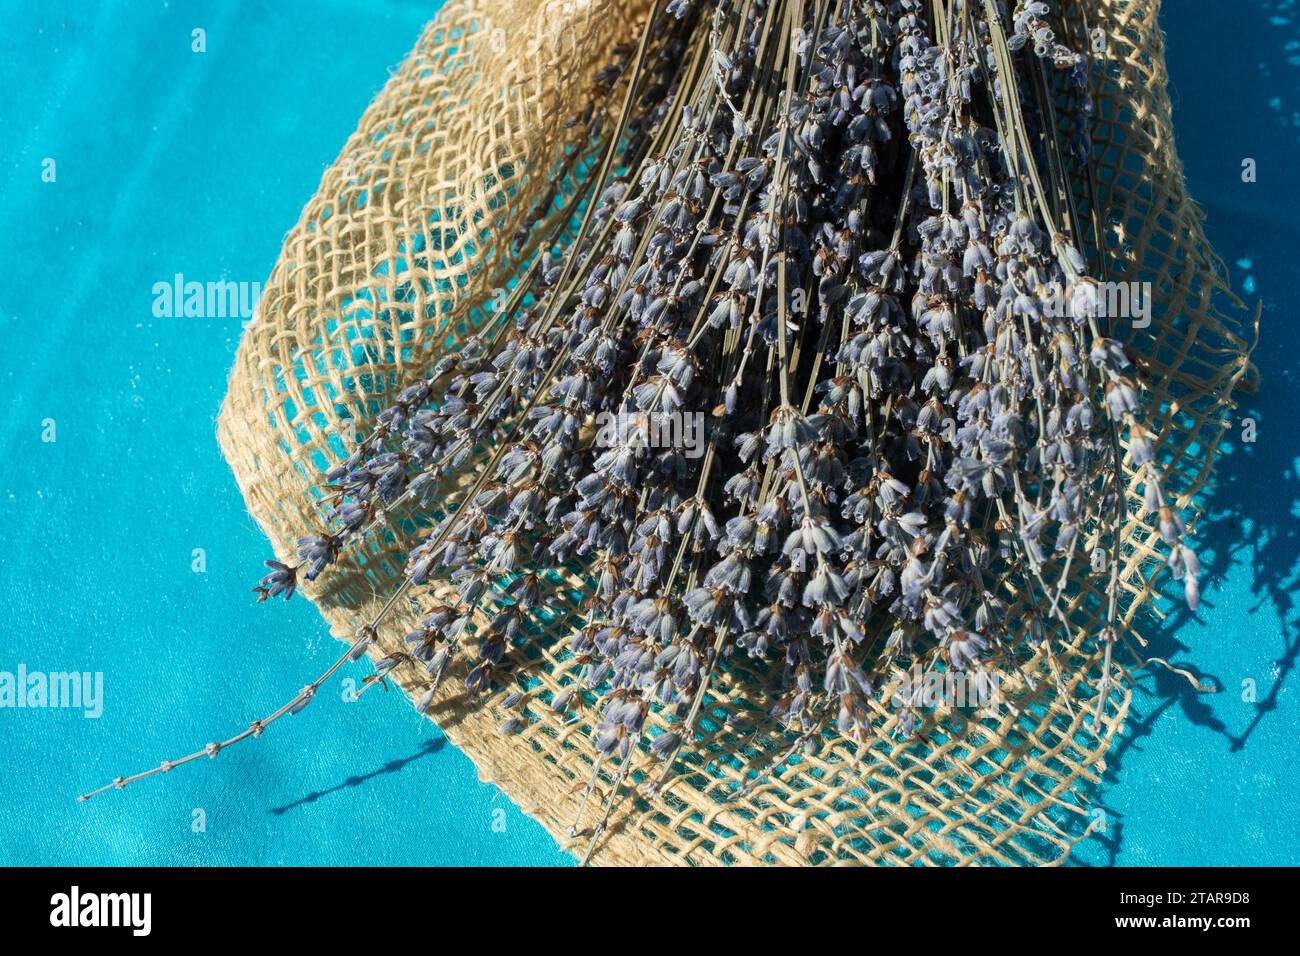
[216,0,1254,865]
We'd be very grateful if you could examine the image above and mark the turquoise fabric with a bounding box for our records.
[0,0,1294,866]
[0,0,569,867]
[1070,0,1300,866]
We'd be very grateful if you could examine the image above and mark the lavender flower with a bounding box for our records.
[242,0,1201,837]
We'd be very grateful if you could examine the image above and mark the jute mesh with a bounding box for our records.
[216,0,1254,865]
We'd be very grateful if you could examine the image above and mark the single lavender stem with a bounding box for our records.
[78,632,370,803]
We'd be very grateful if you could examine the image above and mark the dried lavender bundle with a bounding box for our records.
[85,0,1200,853]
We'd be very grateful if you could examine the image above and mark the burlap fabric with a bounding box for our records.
[216,0,1254,865]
